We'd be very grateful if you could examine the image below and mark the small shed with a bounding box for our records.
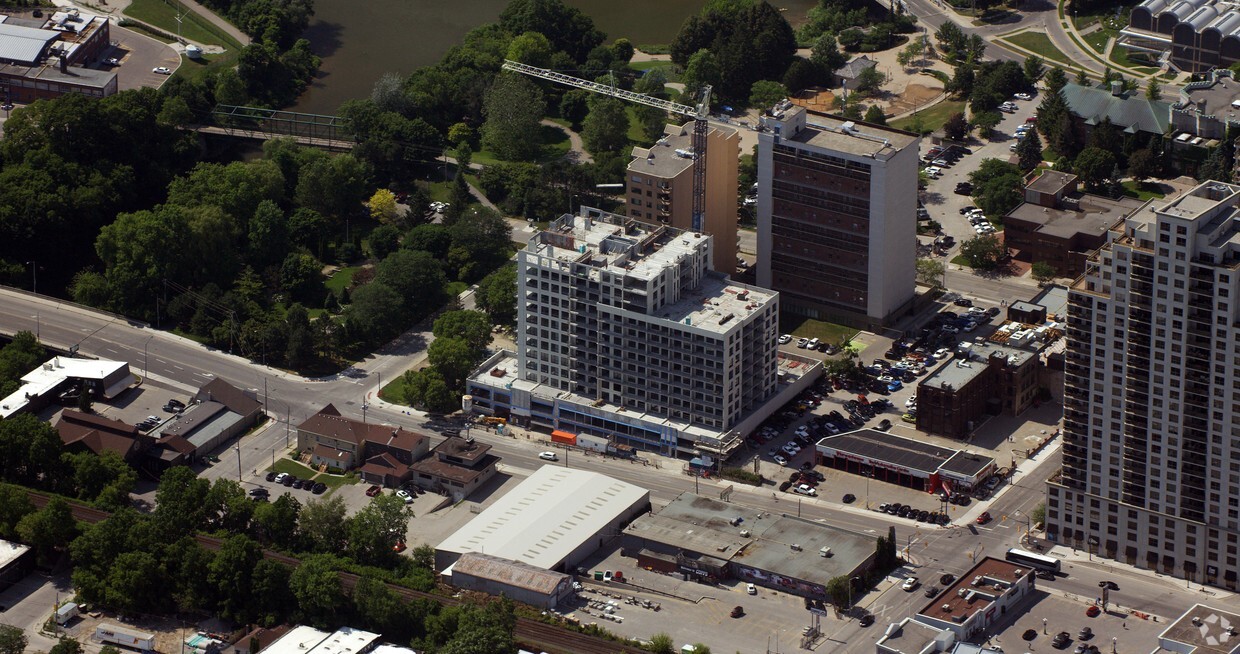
[55,602,79,625]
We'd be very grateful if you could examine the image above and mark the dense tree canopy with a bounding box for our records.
[670,0,797,104]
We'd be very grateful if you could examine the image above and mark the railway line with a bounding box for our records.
[25,490,644,654]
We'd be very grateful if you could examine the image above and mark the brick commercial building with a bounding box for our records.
[756,103,920,330]
[627,121,740,274]
[297,404,429,473]
[1004,171,1145,278]
[0,10,116,104]
[916,324,1055,439]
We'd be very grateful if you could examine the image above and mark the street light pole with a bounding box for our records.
[235,443,242,481]
[143,335,153,381]
[26,260,36,295]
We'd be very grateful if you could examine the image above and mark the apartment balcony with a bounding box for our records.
[1122,494,1147,507]
[1130,281,1154,296]
[1187,346,1211,361]
[1128,309,1153,323]
[1189,282,1214,295]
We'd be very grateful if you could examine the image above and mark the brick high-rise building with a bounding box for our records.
[1047,181,1240,589]
[755,104,920,330]
[627,121,740,274]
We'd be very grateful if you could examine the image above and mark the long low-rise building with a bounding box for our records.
[623,492,875,599]
[444,552,575,609]
[0,356,134,419]
[435,466,650,573]
[815,429,996,495]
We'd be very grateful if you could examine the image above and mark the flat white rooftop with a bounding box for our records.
[437,466,649,570]
[0,356,133,419]
[262,627,380,654]
[0,539,29,569]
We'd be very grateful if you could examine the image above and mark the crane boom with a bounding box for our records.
[501,59,712,233]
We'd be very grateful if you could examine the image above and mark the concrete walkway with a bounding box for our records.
[541,119,593,164]
[167,0,251,45]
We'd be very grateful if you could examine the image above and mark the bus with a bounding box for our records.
[1005,548,1061,573]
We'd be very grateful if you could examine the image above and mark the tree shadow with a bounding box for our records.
[301,19,345,59]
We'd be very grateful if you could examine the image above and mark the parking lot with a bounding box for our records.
[988,591,1166,654]
[31,380,193,434]
[563,543,829,653]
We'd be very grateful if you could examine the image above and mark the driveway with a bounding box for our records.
[102,24,182,91]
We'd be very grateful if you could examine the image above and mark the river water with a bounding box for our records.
[291,0,816,115]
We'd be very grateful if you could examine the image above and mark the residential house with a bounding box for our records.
[410,436,499,500]
[296,404,429,477]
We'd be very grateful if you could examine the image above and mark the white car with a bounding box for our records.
[796,338,809,348]
[793,484,818,496]
[538,451,558,461]
[106,57,120,66]
[902,577,920,591]
[963,322,978,332]
[395,489,414,504]
[1014,92,1033,101]
[905,397,918,408]
[152,66,171,74]
[782,443,801,455]
[747,583,757,595]
[773,454,789,466]
[778,334,792,344]
[924,166,942,176]
[934,348,952,359]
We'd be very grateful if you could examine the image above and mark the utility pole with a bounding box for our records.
[26,260,35,295]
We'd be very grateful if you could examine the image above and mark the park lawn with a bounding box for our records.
[1108,46,1159,74]
[951,254,972,267]
[625,106,651,145]
[1122,180,1166,201]
[175,49,241,85]
[1083,29,1111,55]
[124,0,242,49]
[444,281,469,297]
[270,458,318,477]
[324,266,359,295]
[628,60,682,82]
[1000,32,1073,66]
[472,124,569,165]
[783,318,857,347]
[890,100,966,133]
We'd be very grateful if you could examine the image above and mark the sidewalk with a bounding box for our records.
[1049,546,1236,612]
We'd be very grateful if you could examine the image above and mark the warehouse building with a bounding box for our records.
[0,356,134,419]
[444,552,575,609]
[435,466,650,572]
[0,539,32,594]
[624,492,875,598]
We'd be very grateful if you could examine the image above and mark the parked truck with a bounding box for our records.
[96,624,155,651]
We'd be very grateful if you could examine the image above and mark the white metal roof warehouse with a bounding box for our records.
[434,465,651,572]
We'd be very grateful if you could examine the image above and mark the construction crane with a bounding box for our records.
[501,59,712,232]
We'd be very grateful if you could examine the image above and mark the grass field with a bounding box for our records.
[1000,32,1073,66]
[782,318,857,346]
[951,254,972,267]
[473,124,569,165]
[124,0,241,49]
[324,266,359,295]
[628,60,682,82]
[890,100,966,133]
[1122,180,1166,201]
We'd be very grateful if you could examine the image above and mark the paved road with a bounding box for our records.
[3,288,1237,647]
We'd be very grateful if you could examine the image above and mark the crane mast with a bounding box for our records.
[501,59,711,232]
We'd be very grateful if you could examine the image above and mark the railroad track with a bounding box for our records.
[26,490,644,654]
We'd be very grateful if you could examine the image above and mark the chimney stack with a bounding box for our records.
[58,53,66,74]
[1110,80,1124,97]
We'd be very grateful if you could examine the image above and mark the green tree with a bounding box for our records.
[294,154,371,223]
[972,110,1002,138]
[346,493,413,566]
[948,64,975,99]
[433,311,493,353]
[943,112,969,141]
[376,249,449,314]
[427,337,479,388]
[252,488,301,549]
[978,175,1024,217]
[670,0,796,103]
[506,31,554,67]
[344,282,406,346]
[0,625,26,654]
[1043,67,1068,95]
[810,34,847,72]
[368,189,399,224]
[1199,146,1230,183]
[475,265,517,327]
[446,208,513,283]
[248,200,290,269]
[826,575,851,607]
[368,224,402,260]
[934,22,966,63]
[1031,502,1047,525]
[17,497,77,565]
[1075,68,1091,85]
[749,80,789,110]
[0,484,33,540]
[208,534,263,622]
[1145,78,1162,101]
[581,97,630,155]
[104,550,164,612]
[682,48,722,104]
[498,0,604,62]
[153,466,210,539]
[280,252,323,304]
[49,636,83,654]
[1023,55,1045,83]
[1128,148,1155,184]
[404,224,453,259]
[853,66,885,96]
[960,234,1006,269]
[1031,261,1057,285]
[1016,129,1044,171]
[1074,147,1116,191]
[863,104,887,126]
[300,495,348,553]
[481,73,546,162]
[289,553,345,626]
[0,331,45,395]
[648,633,675,654]
[445,171,474,225]
[915,258,945,288]
[634,68,669,97]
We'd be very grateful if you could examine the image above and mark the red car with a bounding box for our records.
[1086,605,1101,617]
[365,485,382,497]
[393,541,407,553]
[976,511,992,524]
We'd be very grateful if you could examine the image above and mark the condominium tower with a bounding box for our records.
[466,207,782,457]
[627,121,741,274]
[755,104,920,329]
[1047,181,1240,589]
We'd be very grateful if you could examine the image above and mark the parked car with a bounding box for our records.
[796,338,809,348]
[396,489,414,504]
[842,493,856,503]
[731,605,745,618]
[773,454,789,466]
[1014,92,1034,101]
[793,484,817,497]
[274,473,288,485]
[248,488,268,497]
[152,66,171,74]
[924,585,940,598]
[876,418,892,430]
[779,334,792,344]
[312,482,327,494]
[365,485,382,497]
[265,471,277,482]
[747,583,757,595]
